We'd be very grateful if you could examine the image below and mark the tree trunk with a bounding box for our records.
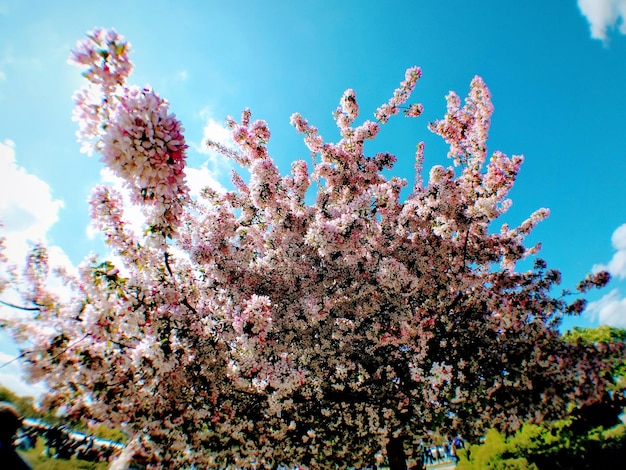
[386,435,408,470]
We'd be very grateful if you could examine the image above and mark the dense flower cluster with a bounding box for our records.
[428,76,493,165]
[100,86,189,237]
[0,29,620,470]
[70,28,189,239]
[374,67,422,123]
[68,28,133,94]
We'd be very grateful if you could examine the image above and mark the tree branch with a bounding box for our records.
[0,299,41,311]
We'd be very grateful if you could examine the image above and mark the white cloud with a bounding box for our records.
[0,140,75,399]
[593,222,626,279]
[586,288,626,327]
[201,117,233,148]
[198,116,235,159]
[0,140,64,265]
[187,162,226,197]
[586,223,626,327]
[187,115,235,196]
[578,0,626,40]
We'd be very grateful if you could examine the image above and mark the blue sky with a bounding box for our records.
[0,0,625,396]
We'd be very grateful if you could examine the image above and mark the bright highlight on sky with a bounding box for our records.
[0,0,625,397]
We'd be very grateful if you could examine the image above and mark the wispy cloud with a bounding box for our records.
[586,223,626,327]
[586,289,626,327]
[187,113,236,196]
[0,140,64,262]
[176,70,188,82]
[594,223,626,279]
[197,113,235,160]
[187,162,227,198]
[578,0,626,40]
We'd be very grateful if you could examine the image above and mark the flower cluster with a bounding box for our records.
[428,75,494,166]
[68,28,133,94]
[100,86,190,237]
[334,88,359,131]
[374,66,422,123]
[70,29,189,239]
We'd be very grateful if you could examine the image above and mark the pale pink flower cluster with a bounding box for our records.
[290,113,324,153]
[233,294,273,342]
[69,29,132,157]
[374,66,422,123]
[404,103,424,118]
[101,87,187,200]
[100,86,190,237]
[70,30,189,239]
[68,28,133,94]
[428,76,494,166]
[353,120,380,142]
[224,108,272,164]
[89,185,128,244]
[334,88,359,131]
[482,151,523,200]
[249,155,281,209]
[71,86,106,155]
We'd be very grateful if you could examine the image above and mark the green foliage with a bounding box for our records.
[0,385,128,444]
[1,384,126,469]
[564,326,626,387]
[456,428,538,470]
[459,326,626,469]
[0,385,63,425]
[0,385,40,418]
[90,423,128,444]
[563,325,626,347]
[19,440,109,470]
[458,420,626,470]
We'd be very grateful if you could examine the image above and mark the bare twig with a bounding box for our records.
[0,299,41,311]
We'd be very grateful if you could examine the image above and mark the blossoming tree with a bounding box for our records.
[0,29,620,469]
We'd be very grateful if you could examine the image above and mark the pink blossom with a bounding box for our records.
[68,27,133,94]
[428,76,494,166]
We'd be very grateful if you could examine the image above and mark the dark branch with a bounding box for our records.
[0,349,28,370]
[50,334,92,361]
[164,251,174,278]
[0,299,41,311]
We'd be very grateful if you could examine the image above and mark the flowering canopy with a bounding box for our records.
[0,28,619,469]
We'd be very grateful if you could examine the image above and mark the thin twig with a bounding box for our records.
[0,333,92,370]
[0,350,29,370]
[164,252,174,278]
[0,299,41,311]
[50,333,91,361]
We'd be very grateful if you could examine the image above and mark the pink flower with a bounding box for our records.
[68,28,133,94]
